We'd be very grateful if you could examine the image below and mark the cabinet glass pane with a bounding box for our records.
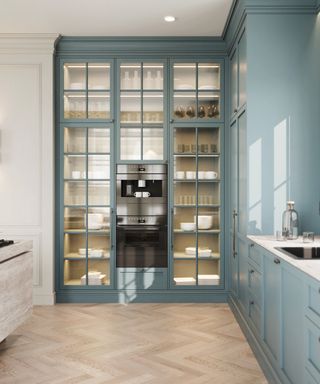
[64,233,86,259]
[198,182,220,206]
[87,207,110,233]
[198,259,220,285]
[198,157,220,178]
[198,64,220,90]
[120,92,141,123]
[64,63,86,90]
[87,234,110,286]
[174,181,196,206]
[173,63,196,90]
[88,93,110,119]
[64,207,86,231]
[88,128,110,153]
[64,127,86,153]
[120,128,141,160]
[198,93,220,119]
[143,92,163,123]
[64,155,86,179]
[64,92,86,119]
[88,181,110,206]
[64,181,86,206]
[198,127,220,153]
[87,260,110,285]
[197,233,220,258]
[173,92,196,120]
[120,64,141,90]
[88,63,110,90]
[64,260,86,285]
[143,128,163,160]
[88,155,110,179]
[143,63,163,90]
[174,127,196,154]
[174,157,196,182]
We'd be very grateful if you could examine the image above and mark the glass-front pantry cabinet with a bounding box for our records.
[56,38,225,301]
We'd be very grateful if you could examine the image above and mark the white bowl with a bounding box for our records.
[198,171,206,179]
[205,171,218,179]
[194,215,213,229]
[180,222,196,231]
[175,171,185,180]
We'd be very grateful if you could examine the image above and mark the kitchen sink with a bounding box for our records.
[276,247,320,260]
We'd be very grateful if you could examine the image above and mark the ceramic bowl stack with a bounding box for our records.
[194,215,213,229]
[81,271,106,285]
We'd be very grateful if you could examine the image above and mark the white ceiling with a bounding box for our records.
[0,0,233,37]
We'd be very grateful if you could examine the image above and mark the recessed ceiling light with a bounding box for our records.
[164,16,176,22]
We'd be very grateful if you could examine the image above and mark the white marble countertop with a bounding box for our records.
[0,240,33,264]
[248,235,320,282]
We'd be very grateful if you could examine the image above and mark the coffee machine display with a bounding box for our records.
[116,164,167,268]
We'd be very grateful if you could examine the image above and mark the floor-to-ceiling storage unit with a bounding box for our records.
[55,38,226,302]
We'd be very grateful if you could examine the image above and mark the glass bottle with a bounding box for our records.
[282,201,299,240]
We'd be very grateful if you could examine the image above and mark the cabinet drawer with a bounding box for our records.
[306,281,320,326]
[305,317,320,383]
[248,294,261,334]
[117,268,167,290]
[305,369,318,384]
[248,264,262,306]
[248,243,262,269]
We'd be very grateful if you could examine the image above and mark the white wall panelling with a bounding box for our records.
[0,33,58,305]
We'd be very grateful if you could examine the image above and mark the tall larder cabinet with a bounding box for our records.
[55,38,226,302]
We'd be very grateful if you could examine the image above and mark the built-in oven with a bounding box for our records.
[116,164,167,268]
[116,216,167,267]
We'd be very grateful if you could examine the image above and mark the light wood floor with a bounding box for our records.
[0,304,267,384]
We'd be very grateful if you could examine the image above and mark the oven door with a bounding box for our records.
[116,225,167,268]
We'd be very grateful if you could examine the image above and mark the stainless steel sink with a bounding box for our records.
[276,247,320,260]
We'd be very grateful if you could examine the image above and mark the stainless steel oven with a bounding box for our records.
[116,164,167,268]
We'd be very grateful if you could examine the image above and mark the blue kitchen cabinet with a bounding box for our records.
[55,38,226,302]
[238,237,248,312]
[230,28,246,118]
[281,264,304,384]
[263,251,282,364]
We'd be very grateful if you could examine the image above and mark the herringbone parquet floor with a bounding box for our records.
[0,304,267,384]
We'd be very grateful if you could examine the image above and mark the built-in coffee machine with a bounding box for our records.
[116,164,167,268]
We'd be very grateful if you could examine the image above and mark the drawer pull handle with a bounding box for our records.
[249,269,255,274]
[234,108,238,113]
[318,288,320,294]
[274,258,280,264]
[250,301,254,305]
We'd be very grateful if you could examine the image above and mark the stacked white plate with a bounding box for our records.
[198,274,220,285]
[174,277,196,286]
[185,247,212,257]
[81,271,106,285]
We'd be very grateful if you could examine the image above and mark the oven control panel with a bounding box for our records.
[116,215,166,226]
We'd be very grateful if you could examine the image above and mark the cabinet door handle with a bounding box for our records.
[249,269,255,274]
[170,119,174,123]
[234,108,238,113]
[250,243,254,248]
[232,209,238,258]
[250,301,254,305]
[318,287,320,294]
[274,258,281,264]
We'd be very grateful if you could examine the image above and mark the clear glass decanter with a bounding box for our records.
[282,201,299,240]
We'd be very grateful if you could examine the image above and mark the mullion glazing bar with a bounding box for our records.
[195,126,199,286]
[86,63,89,119]
[85,127,89,285]
[141,62,143,160]
[196,63,199,120]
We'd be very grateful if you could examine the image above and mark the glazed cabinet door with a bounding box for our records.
[63,62,112,121]
[63,126,113,287]
[118,61,165,162]
[171,125,222,288]
[171,60,222,122]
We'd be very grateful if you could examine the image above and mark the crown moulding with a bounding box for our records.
[0,33,60,54]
